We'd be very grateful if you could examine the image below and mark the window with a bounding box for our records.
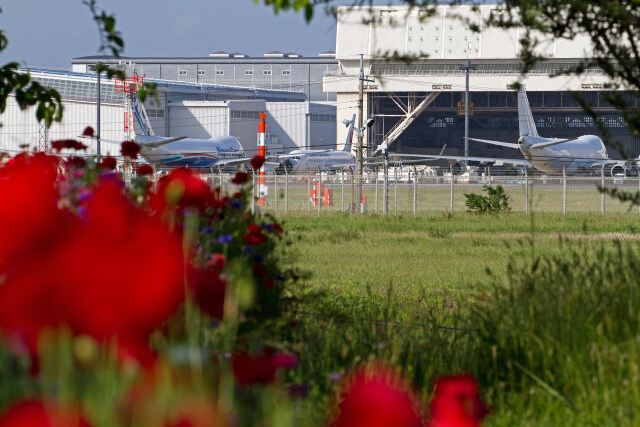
[263,70,272,75]
[147,109,165,118]
[282,70,291,75]
[178,70,187,76]
[215,70,224,75]
[310,114,337,123]
[231,110,261,120]
[197,70,206,75]
[245,70,253,76]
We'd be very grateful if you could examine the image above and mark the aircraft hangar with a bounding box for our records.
[324,5,640,161]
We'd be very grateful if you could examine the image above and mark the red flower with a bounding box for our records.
[73,142,88,151]
[99,156,117,170]
[243,224,267,245]
[262,278,274,289]
[234,191,243,199]
[207,254,225,271]
[231,348,297,387]
[188,266,227,320]
[231,171,250,185]
[150,168,221,215]
[51,139,80,152]
[250,155,265,170]
[65,157,86,168]
[137,164,154,176]
[331,365,423,427]
[121,140,141,159]
[82,126,95,137]
[272,223,284,234]
[252,263,268,277]
[426,375,488,427]
[0,399,91,427]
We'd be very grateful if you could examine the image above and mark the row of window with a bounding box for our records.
[147,109,164,118]
[231,110,262,120]
[31,77,121,103]
[177,69,292,76]
[310,114,337,122]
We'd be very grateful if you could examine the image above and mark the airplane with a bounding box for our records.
[375,85,636,176]
[273,114,357,174]
[88,96,249,169]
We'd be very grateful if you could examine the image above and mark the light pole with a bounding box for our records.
[459,60,476,158]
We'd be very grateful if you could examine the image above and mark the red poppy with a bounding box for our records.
[262,278,274,289]
[231,348,297,387]
[51,139,79,152]
[252,263,268,277]
[250,155,265,170]
[231,171,250,185]
[137,164,154,176]
[121,140,141,159]
[272,223,284,234]
[331,365,423,427]
[426,375,488,427]
[0,399,91,427]
[73,142,88,151]
[207,253,225,271]
[243,224,267,246]
[188,266,227,319]
[99,156,117,170]
[149,168,221,215]
[65,157,86,168]
[82,126,95,137]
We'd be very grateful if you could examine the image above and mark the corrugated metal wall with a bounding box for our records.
[266,102,309,150]
[167,101,229,139]
[0,97,122,155]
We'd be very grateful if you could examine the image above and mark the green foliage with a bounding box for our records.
[464,185,511,213]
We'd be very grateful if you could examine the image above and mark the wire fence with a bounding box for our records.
[205,170,640,216]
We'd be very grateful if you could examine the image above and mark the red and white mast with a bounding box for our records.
[257,112,267,206]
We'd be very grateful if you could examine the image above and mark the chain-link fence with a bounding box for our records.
[206,170,640,215]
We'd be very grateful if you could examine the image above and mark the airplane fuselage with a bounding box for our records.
[519,135,608,174]
[284,149,355,171]
[136,135,245,168]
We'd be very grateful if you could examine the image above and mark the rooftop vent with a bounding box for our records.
[209,51,230,58]
[264,51,285,57]
[318,51,336,58]
[233,52,247,58]
[286,52,301,58]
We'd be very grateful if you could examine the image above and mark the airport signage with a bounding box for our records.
[581,83,604,89]
[432,84,453,90]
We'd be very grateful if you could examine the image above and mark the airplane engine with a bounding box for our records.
[450,161,467,176]
[610,164,637,177]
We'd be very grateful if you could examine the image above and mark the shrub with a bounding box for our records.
[464,185,511,213]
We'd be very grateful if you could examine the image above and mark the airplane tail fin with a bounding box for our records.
[343,114,356,152]
[518,85,539,138]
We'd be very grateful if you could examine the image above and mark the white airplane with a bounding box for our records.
[273,114,357,174]
[376,86,636,176]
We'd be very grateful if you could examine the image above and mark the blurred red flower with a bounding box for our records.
[188,266,227,320]
[82,126,95,137]
[0,399,91,427]
[137,164,154,176]
[250,155,265,170]
[262,278,274,289]
[65,157,86,168]
[207,254,226,271]
[121,140,141,159]
[231,171,250,185]
[426,375,488,427]
[331,365,423,427]
[252,263,268,277]
[243,224,267,245]
[150,168,221,215]
[231,348,297,387]
[99,156,117,170]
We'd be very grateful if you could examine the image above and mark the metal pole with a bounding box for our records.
[274,172,278,214]
[218,165,223,196]
[383,152,389,215]
[464,60,470,158]
[342,169,345,212]
[563,166,567,215]
[413,166,417,215]
[318,171,322,217]
[96,70,101,161]
[525,168,529,215]
[284,168,289,215]
[450,166,455,214]
[487,165,491,187]
[601,166,605,214]
[375,166,379,214]
[356,54,364,213]
[394,166,398,215]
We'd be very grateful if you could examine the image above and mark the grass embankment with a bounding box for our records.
[277,213,640,426]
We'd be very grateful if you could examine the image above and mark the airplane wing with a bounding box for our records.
[141,136,188,148]
[528,139,572,149]
[384,153,533,168]
[215,157,252,166]
[465,137,520,149]
[275,150,331,159]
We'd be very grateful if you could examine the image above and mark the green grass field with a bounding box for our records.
[275,212,640,426]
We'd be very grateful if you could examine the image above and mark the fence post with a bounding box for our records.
[601,166,605,214]
[342,169,345,212]
[562,166,567,215]
[218,165,223,196]
[394,166,398,215]
[450,165,455,214]
[638,176,640,214]
[383,153,389,215]
[525,168,529,215]
[375,166,379,214]
[284,168,289,215]
[307,170,311,214]
[487,165,491,187]
[318,171,322,217]
[413,166,418,216]
[274,172,278,214]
